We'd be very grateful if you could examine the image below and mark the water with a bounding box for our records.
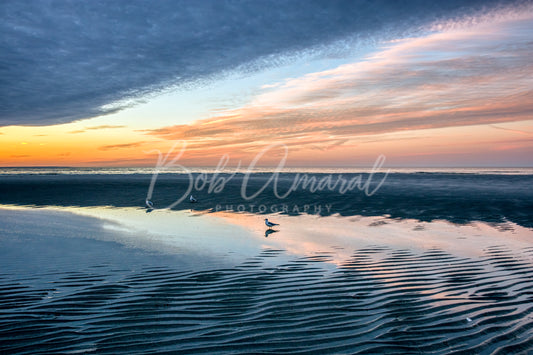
[1,205,533,354]
[1,168,533,354]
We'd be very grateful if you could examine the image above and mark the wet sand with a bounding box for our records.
[1,206,532,354]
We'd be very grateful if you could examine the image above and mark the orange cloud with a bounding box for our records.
[0,124,166,166]
[99,141,147,151]
[69,125,127,134]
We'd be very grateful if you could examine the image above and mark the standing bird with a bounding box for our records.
[145,199,154,209]
[264,218,279,229]
[189,195,197,203]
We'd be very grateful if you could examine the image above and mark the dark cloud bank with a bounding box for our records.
[0,0,516,126]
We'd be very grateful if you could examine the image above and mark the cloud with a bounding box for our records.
[81,157,161,166]
[98,141,146,151]
[68,125,126,134]
[144,7,533,156]
[85,125,125,130]
[490,125,533,136]
[0,0,511,126]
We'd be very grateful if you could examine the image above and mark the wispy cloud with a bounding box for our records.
[144,6,533,158]
[490,125,533,136]
[85,125,126,130]
[68,125,126,134]
[98,141,146,151]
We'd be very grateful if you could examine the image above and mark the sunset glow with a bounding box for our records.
[1,2,532,167]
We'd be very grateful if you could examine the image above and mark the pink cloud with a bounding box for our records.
[143,6,533,164]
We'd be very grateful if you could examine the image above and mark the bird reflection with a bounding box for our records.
[264,229,279,238]
[145,199,154,213]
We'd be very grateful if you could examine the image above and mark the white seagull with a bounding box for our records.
[145,199,154,209]
[189,194,197,203]
[264,218,279,229]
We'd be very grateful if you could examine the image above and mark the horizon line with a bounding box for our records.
[1,165,532,169]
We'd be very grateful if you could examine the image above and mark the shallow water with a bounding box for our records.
[1,206,532,354]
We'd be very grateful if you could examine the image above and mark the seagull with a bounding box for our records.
[189,194,197,203]
[145,199,154,209]
[264,218,279,229]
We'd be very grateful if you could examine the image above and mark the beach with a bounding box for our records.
[3,1,533,353]
[1,170,533,354]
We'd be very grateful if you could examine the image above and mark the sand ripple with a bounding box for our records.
[1,246,533,354]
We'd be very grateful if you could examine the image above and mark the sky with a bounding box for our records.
[0,0,532,167]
